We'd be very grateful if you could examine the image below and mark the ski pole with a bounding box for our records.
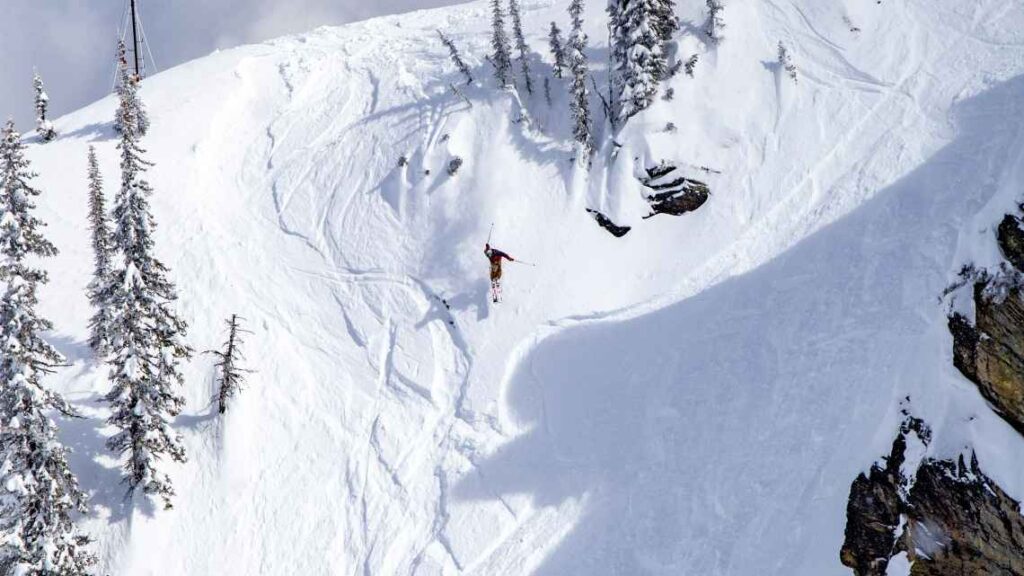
[486,222,494,245]
[514,260,537,267]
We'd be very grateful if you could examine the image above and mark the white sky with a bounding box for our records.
[0,0,461,128]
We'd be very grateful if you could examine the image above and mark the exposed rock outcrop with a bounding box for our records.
[947,209,1024,435]
[949,281,1024,435]
[640,162,710,219]
[998,213,1024,272]
[970,284,1024,435]
[905,456,1024,575]
[841,418,1024,576]
[840,432,908,575]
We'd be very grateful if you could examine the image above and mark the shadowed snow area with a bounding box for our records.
[14,0,1024,573]
[461,75,1024,574]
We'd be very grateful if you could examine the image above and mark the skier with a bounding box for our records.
[485,243,515,303]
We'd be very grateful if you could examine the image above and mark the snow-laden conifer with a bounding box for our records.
[705,0,725,43]
[567,0,593,156]
[654,0,678,43]
[438,31,473,86]
[508,0,533,94]
[778,41,798,83]
[548,22,567,79]
[609,0,666,121]
[113,40,149,137]
[0,119,96,576]
[102,74,191,510]
[32,73,56,142]
[490,0,514,86]
[86,146,114,356]
[207,315,252,415]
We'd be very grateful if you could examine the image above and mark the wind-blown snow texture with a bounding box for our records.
[18,0,1024,573]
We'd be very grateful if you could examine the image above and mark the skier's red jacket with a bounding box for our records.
[485,244,514,279]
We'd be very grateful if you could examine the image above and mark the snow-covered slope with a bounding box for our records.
[20,0,1024,573]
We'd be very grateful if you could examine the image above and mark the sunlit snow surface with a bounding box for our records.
[21,0,1024,573]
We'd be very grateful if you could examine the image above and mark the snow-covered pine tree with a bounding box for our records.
[32,73,56,142]
[113,40,149,137]
[705,0,725,44]
[607,0,625,122]
[609,0,666,122]
[548,22,567,79]
[86,146,114,356]
[0,119,96,576]
[489,0,513,87]
[207,315,252,415]
[684,54,699,77]
[103,74,191,510]
[508,0,533,94]
[567,0,593,156]
[778,41,798,83]
[437,30,473,85]
[654,0,678,43]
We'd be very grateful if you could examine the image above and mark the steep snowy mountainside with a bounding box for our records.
[18,0,1024,574]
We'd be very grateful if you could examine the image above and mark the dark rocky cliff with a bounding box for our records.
[841,418,1024,575]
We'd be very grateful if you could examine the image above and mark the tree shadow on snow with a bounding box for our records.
[453,75,1024,574]
[59,121,117,143]
[55,396,138,523]
[48,333,93,365]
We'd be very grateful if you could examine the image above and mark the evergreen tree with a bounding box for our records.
[32,73,56,142]
[684,54,699,77]
[86,146,114,356]
[548,22,567,79]
[508,0,533,94]
[207,315,252,415]
[102,76,191,510]
[489,0,513,86]
[778,41,798,83]
[437,30,474,86]
[567,0,593,155]
[0,120,96,575]
[609,0,666,122]
[705,0,725,44]
[113,40,149,137]
[607,0,625,120]
[654,0,678,43]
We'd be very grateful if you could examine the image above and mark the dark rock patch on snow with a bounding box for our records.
[586,208,631,237]
[639,162,710,219]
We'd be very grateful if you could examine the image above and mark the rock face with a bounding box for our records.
[906,457,1024,575]
[640,162,710,218]
[949,212,1024,435]
[948,287,1024,436]
[846,210,1024,575]
[841,418,1024,576]
[998,213,1024,272]
[970,284,1024,434]
[840,430,908,575]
